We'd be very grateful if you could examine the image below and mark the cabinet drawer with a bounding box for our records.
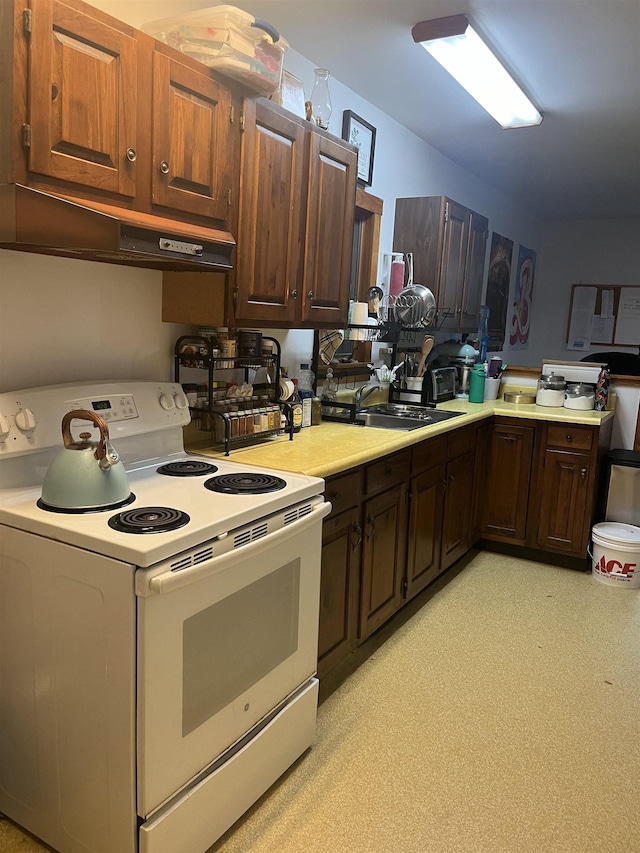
[411,435,447,474]
[365,450,411,496]
[447,426,475,460]
[546,425,593,451]
[324,470,362,516]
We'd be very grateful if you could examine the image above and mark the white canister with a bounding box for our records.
[564,383,595,410]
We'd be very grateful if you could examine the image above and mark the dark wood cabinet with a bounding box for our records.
[232,97,357,328]
[358,451,410,640]
[150,50,234,221]
[3,0,239,235]
[393,196,488,332]
[317,470,362,679]
[481,420,535,544]
[535,425,596,556]
[441,427,476,570]
[26,0,138,198]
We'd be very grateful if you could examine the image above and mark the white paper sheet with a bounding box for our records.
[614,287,640,345]
[567,286,596,350]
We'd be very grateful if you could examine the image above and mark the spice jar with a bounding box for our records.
[536,373,566,407]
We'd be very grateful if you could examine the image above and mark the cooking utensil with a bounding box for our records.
[393,284,436,328]
[417,335,435,376]
[367,286,384,320]
[41,410,131,510]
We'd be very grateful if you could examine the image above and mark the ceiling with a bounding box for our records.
[104,0,640,222]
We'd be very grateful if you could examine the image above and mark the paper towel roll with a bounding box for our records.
[278,378,295,401]
[351,302,368,325]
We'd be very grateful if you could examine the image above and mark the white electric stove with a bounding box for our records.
[0,380,330,853]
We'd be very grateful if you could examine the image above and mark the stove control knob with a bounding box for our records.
[173,390,189,410]
[15,407,37,433]
[159,392,175,411]
[0,413,10,441]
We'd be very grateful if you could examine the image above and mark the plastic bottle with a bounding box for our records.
[320,367,338,414]
[311,396,322,426]
[468,363,486,403]
[297,363,315,427]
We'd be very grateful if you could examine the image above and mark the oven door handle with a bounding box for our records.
[139,500,331,596]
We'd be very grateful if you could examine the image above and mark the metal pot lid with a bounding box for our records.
[565,382,595,396]
[393,284,436,328]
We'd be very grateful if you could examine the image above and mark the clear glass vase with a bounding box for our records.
[310,68,332,130]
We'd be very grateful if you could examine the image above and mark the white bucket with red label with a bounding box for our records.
[591,522,640,588]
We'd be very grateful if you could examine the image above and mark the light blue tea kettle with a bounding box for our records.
[41,410,131,510]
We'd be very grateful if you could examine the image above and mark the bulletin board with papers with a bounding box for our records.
[566,284,640,351]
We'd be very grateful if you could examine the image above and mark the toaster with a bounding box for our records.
[423,366,457,403]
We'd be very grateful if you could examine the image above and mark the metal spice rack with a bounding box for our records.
[174,335,293,455]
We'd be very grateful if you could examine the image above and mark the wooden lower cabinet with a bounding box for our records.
[317,505,362,679]
[406,464,445,599]
[441,427,476,571]
[317,415,610,682]
[535,424,597,555]
[481,420,535,544]
[360,451,410,640]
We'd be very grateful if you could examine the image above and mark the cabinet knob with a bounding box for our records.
[331,491,342,502]
[160,161,170,175]
[126,148,137,162]
[566,434,572,442]
[307,290,314,299]
[580,467,587,480]
[351,525,363,550]
[365,515,375,540]
[291,290,298,299]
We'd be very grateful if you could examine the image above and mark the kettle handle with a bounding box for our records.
[61,409,110,464]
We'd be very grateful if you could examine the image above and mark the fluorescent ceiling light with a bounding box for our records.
[412,15,543,129]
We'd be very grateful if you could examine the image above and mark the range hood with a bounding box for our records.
[0,185,235,271]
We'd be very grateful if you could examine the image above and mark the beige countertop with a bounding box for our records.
[187,395,614,480]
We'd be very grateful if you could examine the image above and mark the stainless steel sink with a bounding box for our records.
[358,404,463,431]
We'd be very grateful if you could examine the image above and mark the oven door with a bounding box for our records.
[135,500,330,818]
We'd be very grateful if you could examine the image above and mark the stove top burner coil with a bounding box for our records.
[204,473,287,495]
[108,506,190,534]
[37,492,136,514]
[156,460,218,477]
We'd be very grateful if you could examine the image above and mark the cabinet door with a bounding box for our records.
[482,423,535,543]
[360,483,407,640]
[393,197,442,297]
[537,450,591,555]
[29,0,137,197]
[318,506,362,679]
[234,99,305,325]
[406,464,445,600]
[300,132,356,325]
[151,52,233,220]
[437,199,468,324]
[441,450,474,571]
[458,209,488,331]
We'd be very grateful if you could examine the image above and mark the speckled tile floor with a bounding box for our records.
[2,551,639,853]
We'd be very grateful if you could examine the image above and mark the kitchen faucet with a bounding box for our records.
[353,378,382,410]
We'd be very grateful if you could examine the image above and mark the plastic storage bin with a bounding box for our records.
[141,5,288,95]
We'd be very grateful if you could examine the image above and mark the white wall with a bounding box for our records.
[527,219,640,367]
[1,0,638,442]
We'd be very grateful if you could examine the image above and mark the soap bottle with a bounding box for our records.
[468,363,486,403]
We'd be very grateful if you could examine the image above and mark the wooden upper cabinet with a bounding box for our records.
[233,98,356,328]
[301,132,357,325]
[393,196,489,332]
[437,198,468,323]
[459,209,489,331]
[234,98,305,325]
[151,51,233,220]
[28,0,137,197]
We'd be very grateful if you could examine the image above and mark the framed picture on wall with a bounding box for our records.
[341,110,376,186]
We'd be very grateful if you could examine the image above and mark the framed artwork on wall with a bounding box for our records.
[341,110,376,186]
